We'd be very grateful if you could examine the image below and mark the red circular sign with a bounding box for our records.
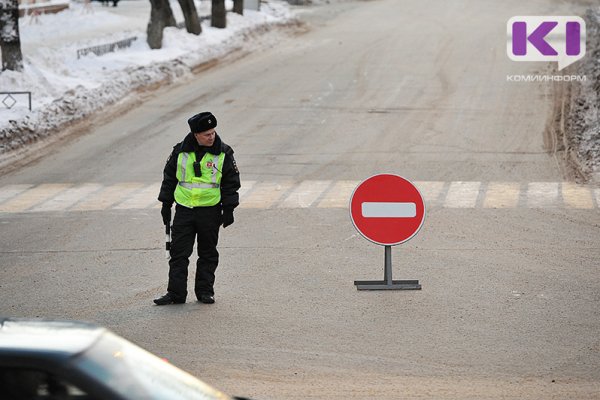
[350,174,425,246]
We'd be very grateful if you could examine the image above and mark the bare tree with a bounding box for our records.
[211,0,226,29]
[178,0,201,35]
[233,0,243,15]
[147,0,177,49]
[0,0,23,71]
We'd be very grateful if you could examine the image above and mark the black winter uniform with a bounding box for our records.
[158,133,240,302]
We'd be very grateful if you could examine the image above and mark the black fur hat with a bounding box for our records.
[188,112,217,133]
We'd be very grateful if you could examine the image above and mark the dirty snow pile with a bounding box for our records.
[567,8,600,183]
[0,0,294,154]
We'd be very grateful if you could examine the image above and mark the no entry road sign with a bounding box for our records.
[350,174,425,246]
[350,174,425,290]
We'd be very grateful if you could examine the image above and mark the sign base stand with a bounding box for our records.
[354,280,421,290]
[354,246,421,290]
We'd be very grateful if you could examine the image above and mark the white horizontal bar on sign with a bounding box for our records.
[361,202,416,218]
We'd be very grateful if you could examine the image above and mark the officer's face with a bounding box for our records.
[195,129,216,147]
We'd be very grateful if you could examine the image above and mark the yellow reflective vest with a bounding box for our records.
[174,151,225,207]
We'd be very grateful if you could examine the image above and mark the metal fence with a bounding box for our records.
[76,36,138,59]
[0,91,32,111]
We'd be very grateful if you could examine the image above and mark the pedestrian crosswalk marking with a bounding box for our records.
[562,182,595,209]
[0,184,34,204]
[0,183,71,213]
[279,180,331,208]
[316,180,356,208]
[238,180,257,199]
[413,181,445,206]
[30,183,102,212]
[483,182,520,209]
[444,181,481,208]
[113,183,159,210]
[239,181,294,209]
[70,183,145,211]
[527,182,559,208]
[0,180,598,213]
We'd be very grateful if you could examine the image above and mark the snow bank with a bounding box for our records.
[565,8,600,183]
[0,0,294,154]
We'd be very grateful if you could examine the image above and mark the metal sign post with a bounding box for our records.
[354,245,421,290]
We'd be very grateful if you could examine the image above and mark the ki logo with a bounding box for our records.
[507,16,586,71]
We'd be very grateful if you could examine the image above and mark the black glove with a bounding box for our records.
[222,207,234,228]
[161,203,172,226]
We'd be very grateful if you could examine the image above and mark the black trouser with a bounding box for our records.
[167,204,221,301]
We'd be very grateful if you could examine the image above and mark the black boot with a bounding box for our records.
[153,293,185,305]
[198,294,215,304]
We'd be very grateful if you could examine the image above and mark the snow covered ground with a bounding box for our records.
[0,0,295,153]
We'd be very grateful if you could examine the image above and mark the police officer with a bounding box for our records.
[154,112,240,305]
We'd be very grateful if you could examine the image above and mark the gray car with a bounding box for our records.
[0,318,251,400]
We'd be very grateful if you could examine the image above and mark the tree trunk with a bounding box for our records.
[147,0,177,49]
[177,0,201,35]
[147,0,165,49]
[233,0,243,15]
[163,0,176,27]
[211,0,226,29]
[0,0,23,72]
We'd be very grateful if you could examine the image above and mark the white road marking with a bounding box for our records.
[71,183,145,211]
[238,180,257,199]
[0,181,597,213]
[483,182,520,208]
[279,180,331,208]
[30,183,102,212]
[413,181,444,206]
[444,181,481,208]
[317,180,359,208]
[562,182,594,209]
[114,183,160,210]
[0,184,34,204]
[239,181,294,209]
[527,182,559,208]
[0,184,71,213]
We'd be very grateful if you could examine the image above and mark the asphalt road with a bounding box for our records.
[1,0,599,399]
